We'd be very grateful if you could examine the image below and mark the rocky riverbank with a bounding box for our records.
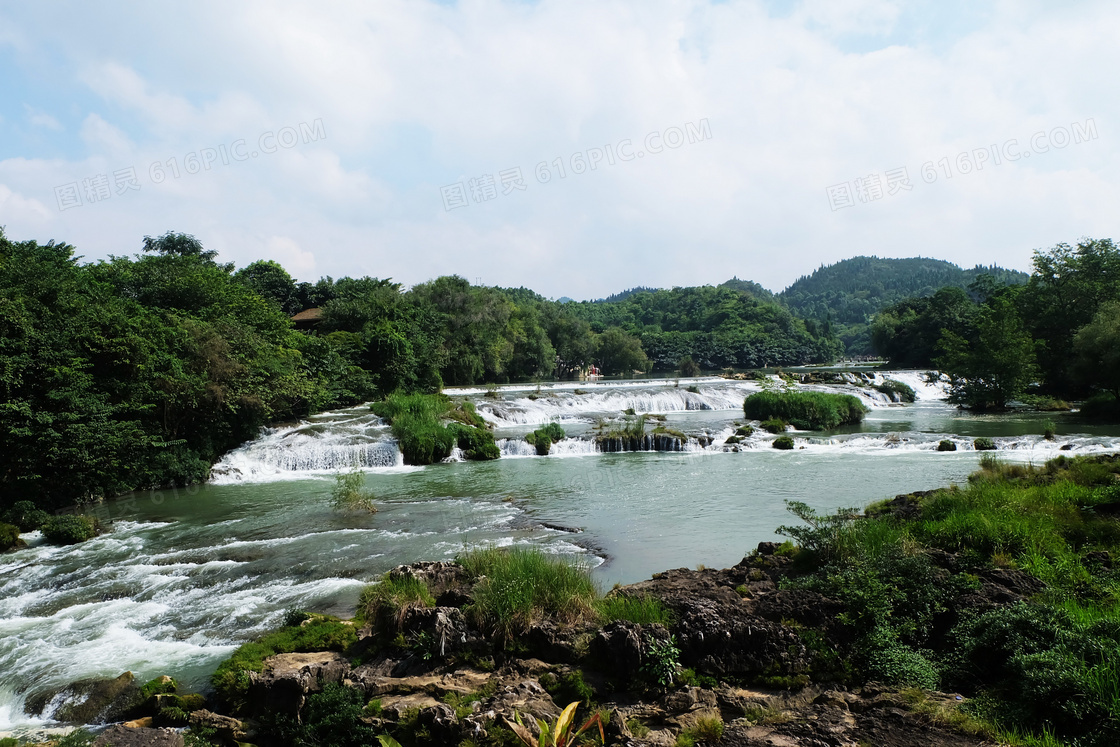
[17,537,1033,746]
[16,452,1120,747]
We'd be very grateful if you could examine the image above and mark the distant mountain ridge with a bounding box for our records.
[774,255,1029,354]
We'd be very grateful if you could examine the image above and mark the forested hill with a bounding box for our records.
[774,256,1029,355]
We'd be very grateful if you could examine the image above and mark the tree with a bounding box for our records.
[1072,300,1120,400]
[595,327,648,374]
[1019,238,1120,392]
[234,260,300,313]
[935,297,1039,410]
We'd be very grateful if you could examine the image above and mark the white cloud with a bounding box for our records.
[0,0,1116,297]
[25,105,62,131]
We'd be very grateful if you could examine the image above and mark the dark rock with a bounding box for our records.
[755,542,779,556]
[415,703,462,744]
[187,709,247,743]
[247,651,351,718]
[388,561,469,598]
[27,672,143,724]
[591,621,668,684]
[92,724,185,747]
[625,568,809,679]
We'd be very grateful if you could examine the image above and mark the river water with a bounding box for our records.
[3,371,1119,733]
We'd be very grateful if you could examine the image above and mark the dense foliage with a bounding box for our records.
[743,390,867,430]
[369,393,499,464]
[568,285,840,370]
[780,256,1028,356]
[0,228,850,512]
[872,238,1120,413]
[779,453,1120,747]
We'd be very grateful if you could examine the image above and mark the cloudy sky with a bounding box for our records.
[0,0,1116,299]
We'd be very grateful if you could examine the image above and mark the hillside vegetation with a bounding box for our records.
[778,256,1028,355]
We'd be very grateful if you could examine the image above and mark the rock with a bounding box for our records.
[92,724,184,747]
[591,620,651,683]
[415,702,462,744]
[187,709,248,743]
[248,651,351,718]
[26,672,144,724]
[626,568,809,679]
[389,560,469,597]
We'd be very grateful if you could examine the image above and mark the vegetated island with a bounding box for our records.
[22,453,1120,747]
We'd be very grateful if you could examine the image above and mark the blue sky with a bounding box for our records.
[1,0,1116,299]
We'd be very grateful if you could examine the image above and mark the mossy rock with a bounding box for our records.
[773,436,795,450]
[735,426,754,437]
[725,435,742,445]
[42,514,101,544]
[0,523,24,553]
[973,437,997,451]
[760,418,788,434]
[937,440,957,452]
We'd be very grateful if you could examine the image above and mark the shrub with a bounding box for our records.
[875,379,917,403]
[372,393,498,464]
[1081,393,1120,421]
[2,500,50,531]
[772,436,795,450]
[641,635,681,688]
[331,469,377,512]
[678,356,702,377]
[1042,420,1056,441]
[525,423,567,455]
[937,440,957,452]
[42,515,100,544]
[973,437,997,451]
[760,418,787,434]
[458,547,597,642]
[744,390,867,430]
[0,523,21,552]
[539,670,594,706]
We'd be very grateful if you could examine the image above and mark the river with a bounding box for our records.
[2,371,1119,734]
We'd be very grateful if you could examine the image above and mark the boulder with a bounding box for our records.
[187,709,248,743]
[92,724,184,747]
[247,651,351,718]
[26,672,143,724]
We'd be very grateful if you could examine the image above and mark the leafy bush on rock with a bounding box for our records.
[42,515,100,544]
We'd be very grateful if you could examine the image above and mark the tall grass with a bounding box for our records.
[743,390,867,430]
[371,392,498,464]
[456,547,671,641]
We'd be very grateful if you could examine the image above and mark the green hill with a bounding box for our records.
[773,256,1028,355]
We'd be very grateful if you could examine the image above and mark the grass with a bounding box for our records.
[675,715,724,746]
[455,547,673,643]
[744,390,867,430]
[331,468,377,512]
[371,392,498,464]
[458,547,598,640]
[358,573,437,630]
[776,453,1120,747]
[594,593,675,626]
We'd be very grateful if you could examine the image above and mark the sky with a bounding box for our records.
[0,0,1116,300]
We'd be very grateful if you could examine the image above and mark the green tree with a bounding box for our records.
[1072,300,1120,400]
[935,297,1039,410]
[234,260,300,313]
[595,327,648,374]
[1019,238,1120,392]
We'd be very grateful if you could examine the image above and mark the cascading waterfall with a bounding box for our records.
[210,407,404,483]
